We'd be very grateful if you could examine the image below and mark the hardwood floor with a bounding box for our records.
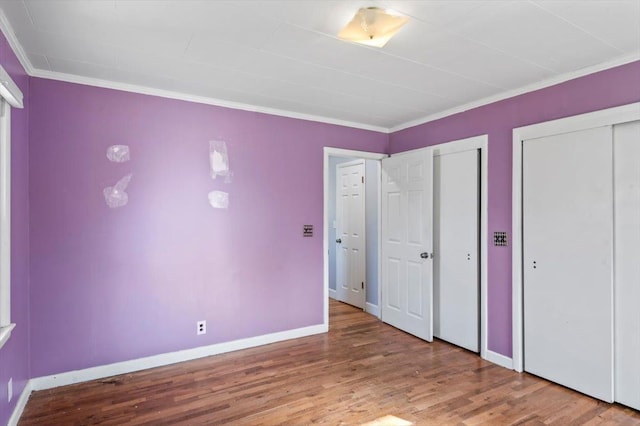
[20,300,640,425]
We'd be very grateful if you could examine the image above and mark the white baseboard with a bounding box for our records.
[365,302,380,318]
[328,288,337,299]
[484,350,514,370]
[31,323,327,391]
[8,379,32,426]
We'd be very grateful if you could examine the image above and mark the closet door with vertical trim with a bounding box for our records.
[433,149,479,352]
[614,120,640,410]
[523,126,613,402]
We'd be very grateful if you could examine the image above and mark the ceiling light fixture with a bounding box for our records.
[338,7,408,48]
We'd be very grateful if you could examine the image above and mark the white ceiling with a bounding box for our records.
[0,0,639,132]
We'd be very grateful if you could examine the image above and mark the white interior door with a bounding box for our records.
[614,120,640,410]
[433,149,479,352]
[381,149,434,341]
[523,126,614,402]
[335,160,366,309]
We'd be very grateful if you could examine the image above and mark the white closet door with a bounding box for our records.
[381,149,434,341]
[433,150,479,352]
[614,120,640,410]
[523,126,613,402]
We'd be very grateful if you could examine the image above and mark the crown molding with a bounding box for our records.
[29,67,389,133]
[390,52,640,133]
[0,8,34,75]
[1,6,638,135]
[0,8,389,133]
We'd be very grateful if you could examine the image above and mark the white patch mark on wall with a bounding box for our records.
[208,190,229,209]
[209,140,230,180]
[106,145,130,163]
[104,174,133,208]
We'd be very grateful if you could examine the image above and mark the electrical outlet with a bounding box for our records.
[7,377,12,402]
[197,320,206,335]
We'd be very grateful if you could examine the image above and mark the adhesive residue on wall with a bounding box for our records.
[208,190,229,209]
[209,140,230,181]
[106,145,130,163]
[103,174,132,208]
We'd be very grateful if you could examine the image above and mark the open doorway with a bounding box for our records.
[323,147,387,325]
[322,139,488,363]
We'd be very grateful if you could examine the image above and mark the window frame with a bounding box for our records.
[0,64,23,350]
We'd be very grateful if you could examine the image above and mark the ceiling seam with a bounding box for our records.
[528,0,625,54]
[388,51,640,132]
[287,22,507,91]
[389,3,560,74]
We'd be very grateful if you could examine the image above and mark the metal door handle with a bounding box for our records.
[420,252,430,259]
[336,238,342,244]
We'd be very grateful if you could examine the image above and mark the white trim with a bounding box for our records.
[7,379,32,426]
[365,302,380,318]
[431,134,487,156]
[485,350,514,370]
[376,159,382,320]
[480,141,489,362]
[0,8,387,133]
[0,10,34,76]
[389,145,433,157]
[323,147,387,328]
[32,69,389,133]
[0,102,11,349]
[0,323,15,348]
[0,65,23,108]
[2,7,639,135]
[328,288,337,299]
[390,53,640,133]
[427,135,489,360]
[30,324,326,391]
[511,102,640,372]
[27,52,640,135]
[325,147,389,161]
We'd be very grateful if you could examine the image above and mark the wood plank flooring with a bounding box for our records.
[20,300,640,425]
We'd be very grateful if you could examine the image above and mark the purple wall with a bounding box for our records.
[0,32,30,425]
[29,79,388,377]
[3,35,638,419]
[390,60,640,357]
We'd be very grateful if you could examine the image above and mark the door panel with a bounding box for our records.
[523,126,613,402]
[381,150,434,341]
[387,258,401,309]
[614,120,640,410]
[336,161,366,309]
[433,149,479,352]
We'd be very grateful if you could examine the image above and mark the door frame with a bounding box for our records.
[335,159,367,307]
[511,102,640,373]
[430,135,489,360]
[323,147,387,327]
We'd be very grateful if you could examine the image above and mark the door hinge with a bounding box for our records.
[361,282,364,289]
[361,176,364,184]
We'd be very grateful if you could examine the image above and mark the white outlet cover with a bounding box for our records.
[197,320,206,335]
[7,377,12,402]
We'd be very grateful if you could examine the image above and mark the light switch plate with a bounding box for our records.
[494,231,508,246]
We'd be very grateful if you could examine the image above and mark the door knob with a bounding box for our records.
[336,238,342,244]
[420,252,430,259]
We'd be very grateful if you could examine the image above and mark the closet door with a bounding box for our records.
[523,126,613,402]
[433,150,479,352]
[614,121,640,410]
